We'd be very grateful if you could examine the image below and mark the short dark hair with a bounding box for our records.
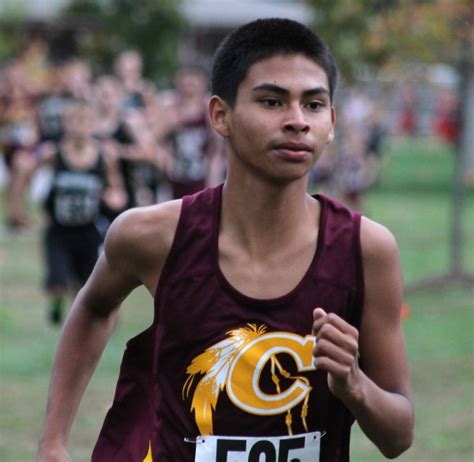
[211,18,338,107]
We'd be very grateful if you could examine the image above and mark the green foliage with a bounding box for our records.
[306,0,387,80]
[0,0,27,20]
[61,0,187,83]
[305,0,464,80]
[0,1,28,59]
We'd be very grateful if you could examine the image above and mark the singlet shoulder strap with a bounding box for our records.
[352,210,364,294]
[52,147,65,170]
[314,194,364,294]
[313,194,364,329]
[157,185,223,287]
[93,148,106,174]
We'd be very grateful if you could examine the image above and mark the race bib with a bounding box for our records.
[188,431,324,462]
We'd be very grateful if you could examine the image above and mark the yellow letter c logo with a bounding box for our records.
[226,332,316,415]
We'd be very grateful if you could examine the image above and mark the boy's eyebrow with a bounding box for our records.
[302,87,330,98]
[252,83,289,95]
[252,83,330,98]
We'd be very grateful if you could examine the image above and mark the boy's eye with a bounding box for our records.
[306,101,324,111]
[261,98,281,108]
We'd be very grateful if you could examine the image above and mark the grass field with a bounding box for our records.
[1,136,473,461]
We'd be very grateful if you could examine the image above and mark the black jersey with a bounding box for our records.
[45,149,106,227]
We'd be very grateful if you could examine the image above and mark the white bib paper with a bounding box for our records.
[191,431,323,462]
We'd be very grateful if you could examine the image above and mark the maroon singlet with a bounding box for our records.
[92,184,364,462]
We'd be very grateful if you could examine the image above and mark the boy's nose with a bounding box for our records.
[283,106,310,133]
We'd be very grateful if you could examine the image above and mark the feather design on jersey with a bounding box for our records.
[182,323,267,435]
[142,441,153,462]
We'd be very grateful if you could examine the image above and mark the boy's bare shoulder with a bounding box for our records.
[104,200,182,277]
[360,216,399,264]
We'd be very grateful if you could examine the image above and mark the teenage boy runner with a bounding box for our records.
[37,18,414,462]
[10,99,125,324]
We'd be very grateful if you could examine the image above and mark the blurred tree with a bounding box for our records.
[61,0,187,85]
[306,0,470,80]
[306,0,474,290]
[0,1,28,59]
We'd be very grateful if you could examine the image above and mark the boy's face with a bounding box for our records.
[175,69,208,98]
[115,52,142,80]
[211,53,335,184]
[96,78,122,111]
[64,104,95,138]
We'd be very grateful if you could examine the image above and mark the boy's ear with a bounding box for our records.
[208,95,231,137]
[326,106,336,145]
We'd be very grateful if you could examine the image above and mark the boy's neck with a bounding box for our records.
[221,175,318,255]
[67,136,89,148]
[66,136,90,152]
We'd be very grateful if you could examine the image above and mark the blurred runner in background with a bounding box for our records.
[0,58,41,228]
[9,99,125,324]
[159,65,225,198]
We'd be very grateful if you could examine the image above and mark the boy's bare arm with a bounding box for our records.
[312,217,414,458]
[37,202,181,461]
[102,141,127,211]
[9,142,55,225]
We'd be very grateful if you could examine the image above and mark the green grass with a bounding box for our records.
[364,137,474,284]
[350,137,474,462]
[1,136,473,461]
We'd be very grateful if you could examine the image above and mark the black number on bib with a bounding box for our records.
[214,436,307,462]
[248,440,276,462]
[278,436,305,462]
[216,439,246,461]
